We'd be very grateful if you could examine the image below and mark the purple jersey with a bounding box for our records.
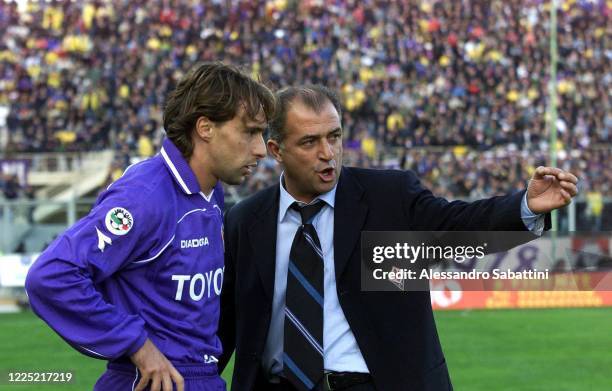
[25,138,226,364]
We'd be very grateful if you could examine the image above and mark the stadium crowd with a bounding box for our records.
[1,0,610,206]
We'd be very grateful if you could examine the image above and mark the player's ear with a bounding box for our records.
[195,116,213,141]
[267,139,282,163]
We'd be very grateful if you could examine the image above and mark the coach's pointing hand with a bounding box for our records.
[527,166,579,214]
[131,339,184,391]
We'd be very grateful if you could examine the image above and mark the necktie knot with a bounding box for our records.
[291,201,325,224]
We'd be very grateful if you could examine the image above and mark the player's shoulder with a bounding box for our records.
[96,154,179,219]
[74,156,179,243]
[107,155,173,199]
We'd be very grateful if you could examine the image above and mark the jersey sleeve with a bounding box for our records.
[25,183,174,360]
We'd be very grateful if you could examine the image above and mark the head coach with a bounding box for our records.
[218,85,578,391]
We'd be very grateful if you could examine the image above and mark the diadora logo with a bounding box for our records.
[180,237,209,249]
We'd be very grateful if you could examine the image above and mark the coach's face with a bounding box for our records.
[268,100,343,203]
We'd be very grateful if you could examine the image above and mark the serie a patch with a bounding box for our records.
[105,207,134,236]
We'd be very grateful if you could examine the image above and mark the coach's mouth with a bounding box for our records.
[317,167,335,183]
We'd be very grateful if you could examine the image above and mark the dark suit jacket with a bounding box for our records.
[219,167,545,391]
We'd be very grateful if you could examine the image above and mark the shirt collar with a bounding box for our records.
[278,172,337,223]
[160,138,201,195]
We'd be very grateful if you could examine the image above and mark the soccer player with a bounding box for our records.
[25,62,275,391]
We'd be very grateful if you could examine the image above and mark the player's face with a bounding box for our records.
[209,107,267,185]
[268,100,343,203]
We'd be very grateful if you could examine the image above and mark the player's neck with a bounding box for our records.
[188,153,217,195]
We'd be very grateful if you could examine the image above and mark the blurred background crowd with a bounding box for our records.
[0,0,610,216]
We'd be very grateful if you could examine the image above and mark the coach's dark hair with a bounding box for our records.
[268,85,342,143]
[163,62,275,158]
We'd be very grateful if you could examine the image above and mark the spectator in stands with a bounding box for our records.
[586,189,603,232]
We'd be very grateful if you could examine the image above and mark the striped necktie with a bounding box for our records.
[283,201,326,390]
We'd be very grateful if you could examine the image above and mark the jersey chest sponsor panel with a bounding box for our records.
[160,207,225,304]
[131,204,225,311]
[113,203,225,362]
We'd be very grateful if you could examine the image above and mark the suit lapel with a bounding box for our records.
[248,186,280,301]
[334,168,368,279]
